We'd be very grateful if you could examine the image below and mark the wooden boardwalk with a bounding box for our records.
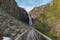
[0,8,52,40]
[16,27,52,40]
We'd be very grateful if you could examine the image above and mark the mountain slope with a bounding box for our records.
[30,0,60,40]
[0,0,30,39]
[0,8,30,40]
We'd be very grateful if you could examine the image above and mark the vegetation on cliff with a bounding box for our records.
[30,0,60,40]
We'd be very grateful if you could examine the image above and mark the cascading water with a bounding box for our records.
[28,14,33,26]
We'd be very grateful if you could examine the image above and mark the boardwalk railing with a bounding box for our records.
[15,29,30,40]
[32,28,52,40]
[15,27,52,40]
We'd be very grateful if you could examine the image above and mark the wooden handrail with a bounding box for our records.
[32,27,52,40]
[15,29,30,40]
[15,27,52,40]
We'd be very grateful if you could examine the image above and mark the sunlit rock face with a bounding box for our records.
[29,3,51,19]
[0,0,30,24]
[30,0,60,40]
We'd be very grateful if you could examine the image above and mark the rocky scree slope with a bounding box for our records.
[0,0,31,39]
[0,8,30,40]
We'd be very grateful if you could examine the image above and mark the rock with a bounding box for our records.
[0,31,3,40]
[0,0,29,24]
[18,7,29,24]
[30,0,60,40]
[0,8,29,40]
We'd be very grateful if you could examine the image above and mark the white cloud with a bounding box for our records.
[19,5,34,12]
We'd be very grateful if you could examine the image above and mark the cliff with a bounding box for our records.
[30,0,60,40]
[30,3,50,19]
[0,0,29,24]
[0,8,30,40]
[0,0,30,39]
[0,0,19,18]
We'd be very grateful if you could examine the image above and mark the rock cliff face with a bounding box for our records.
[0,8,29,40]
[0,0,19,18]
[30,0,60,40]
[0,0,29,24]
[0,0,30,39]
[30,3,51,19]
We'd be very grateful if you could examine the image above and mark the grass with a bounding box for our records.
[33,21,57,40]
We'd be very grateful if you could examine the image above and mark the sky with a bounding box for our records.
[15,0,52,12]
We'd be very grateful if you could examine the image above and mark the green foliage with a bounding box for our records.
[33,21,49,34]
[33,0,60,40]
[46,31,57,40]
[33,20,58,40]
[49,5,57,12]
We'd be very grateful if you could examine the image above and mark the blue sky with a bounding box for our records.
[15,0,52,12]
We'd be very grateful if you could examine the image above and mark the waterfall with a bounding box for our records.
[28,14,33,26]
